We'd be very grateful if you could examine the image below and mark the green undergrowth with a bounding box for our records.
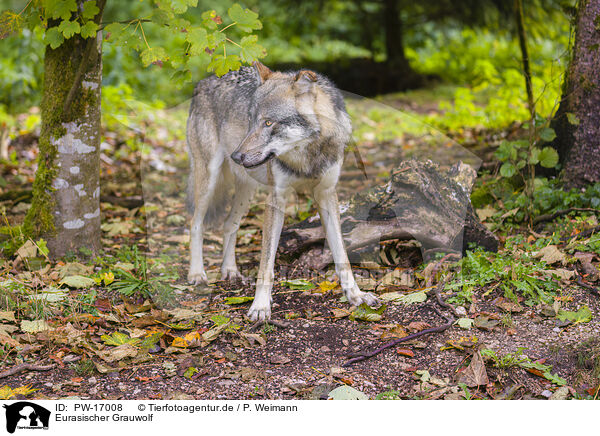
[447,244,560,307]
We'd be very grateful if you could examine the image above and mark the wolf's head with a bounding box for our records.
[231,62,349,170]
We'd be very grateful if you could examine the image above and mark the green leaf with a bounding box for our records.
[557,305,593,324]
[81,0,99,19]
[457,317,474,329]
[538,147,559,168]
[227,4,262,33]
[49,0,78,20]
[186,27,208,55]
[206,30,226,49]
[171,68,192,87]
[500,162,516,178]
[349,303,386,322]
[538,127,556,142]
[44,26,64,49]
[151,8,175,25]
[158,0,198,14]
[210,314,230,326]
[140,47,168,67]
[398,290,427,305]
[328,385,368,400]
[80,21,98,38]
[566,112,580,126]
[183,367,198,379]
[36,239,49,257]
[201,10,219,30]
[224,296,254,305]
[529,147,540,165]
[280,279,314,290]
[60,275,96,288]
[239,35,266,63]
[58,19,80,38]
[101,331,141,346]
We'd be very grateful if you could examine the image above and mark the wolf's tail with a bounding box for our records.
[186,167,233,230]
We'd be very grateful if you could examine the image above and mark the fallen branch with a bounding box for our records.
[0,363,55,379]
[100,195,144,209]
[534,207,599,225]
[561,225,600,243]
[342,279,455,367]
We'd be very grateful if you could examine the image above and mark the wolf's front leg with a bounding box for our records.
[315,187,379,307]
[247,189,287,321]
[188,209,208,285]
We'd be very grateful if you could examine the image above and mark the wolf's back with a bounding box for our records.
[186,67,259,228]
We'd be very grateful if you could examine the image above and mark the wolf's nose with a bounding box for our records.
[231,151,244,164]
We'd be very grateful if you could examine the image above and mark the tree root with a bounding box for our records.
[342,278,455,367]
[0,363,55,379]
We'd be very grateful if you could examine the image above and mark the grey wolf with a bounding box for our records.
[186,61,379,321]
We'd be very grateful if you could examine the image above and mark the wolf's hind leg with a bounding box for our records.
[221,178,256,281]
[314,187,380,307]
[188,156,222,285]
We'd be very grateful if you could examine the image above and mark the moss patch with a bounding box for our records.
[23,34,97,240]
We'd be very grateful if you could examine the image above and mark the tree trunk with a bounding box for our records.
[381,0,422,90]
[279,160,498,270]
[549,0,600,188]
[24,3,104,258]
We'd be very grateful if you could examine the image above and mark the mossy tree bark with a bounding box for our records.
[24,2,104,258]
[549,0,600,188]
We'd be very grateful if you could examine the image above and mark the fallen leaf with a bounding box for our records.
[224,296,254,305]
[60,275,96,289]
[21,319,52,333]
[318,281,339,292]
[457,317,474,329]
[270,355,291,365]
[406,321,429,332]
[458,351,489,387]
[0,311,16,322]
[328,385,368,400]
[397,348,415,358]
[280,279,314,290]
[474,315,499,331]
[494,297,523,313]
[534,245,566,265]
[557,305,593,324]
[331,308,351,319]
[349,303,386,322]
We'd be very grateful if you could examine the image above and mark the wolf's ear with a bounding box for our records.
[253,61,272,83]
[294,70,318,94]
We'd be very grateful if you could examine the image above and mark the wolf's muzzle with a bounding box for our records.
[231,151,244,165]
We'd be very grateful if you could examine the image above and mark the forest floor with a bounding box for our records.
[1,86,599,400]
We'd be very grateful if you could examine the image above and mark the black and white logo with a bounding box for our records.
[3,402,50,434]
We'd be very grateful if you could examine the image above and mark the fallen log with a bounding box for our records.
[279,159,498,269]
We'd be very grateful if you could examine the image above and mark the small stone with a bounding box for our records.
[88,377,97,384]
[456,306,467,317]
[541,390,552,398]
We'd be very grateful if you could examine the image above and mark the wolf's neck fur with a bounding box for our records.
[275,136,342,179]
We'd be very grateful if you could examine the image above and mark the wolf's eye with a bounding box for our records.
[264,120,273,127]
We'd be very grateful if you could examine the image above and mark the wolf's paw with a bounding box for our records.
[188,270,208,285]
[247,297,272,322]
[345,285,380,307]
[221,267,247,283]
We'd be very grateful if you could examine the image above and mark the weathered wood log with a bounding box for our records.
[279,159,498,269]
